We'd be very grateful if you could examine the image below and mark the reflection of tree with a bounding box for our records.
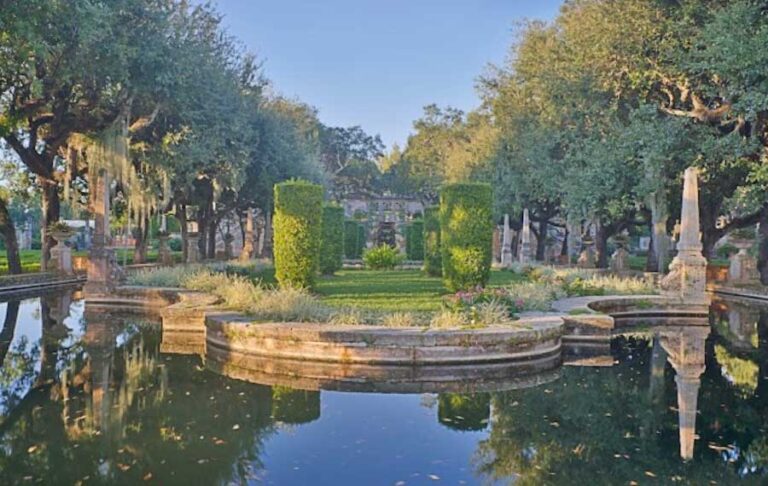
[473,336,755,485]
[0,301,20,367]
[271,386,321,425]
[437,393,490,432]
[0,316,277,485]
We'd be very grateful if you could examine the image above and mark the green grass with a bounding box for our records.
[0,249,183,275]
[315,269,526,312]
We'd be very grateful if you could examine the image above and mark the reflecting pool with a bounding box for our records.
[1,291,768,484]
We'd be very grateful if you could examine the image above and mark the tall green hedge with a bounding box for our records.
[440,183,493,291]
[344,220,366,259]
[320,205,344,275]
[406,220,424,261]
[424,206,442,276]
[273,180,324,289]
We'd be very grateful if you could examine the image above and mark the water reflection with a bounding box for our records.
[1,292,768,484]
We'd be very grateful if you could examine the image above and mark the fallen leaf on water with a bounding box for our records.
[27,445,38,454]
[232,424,240,430]
[117,463,131,471]
[143,473,153,481]
[428,474,440,480]
[645,471,657,478]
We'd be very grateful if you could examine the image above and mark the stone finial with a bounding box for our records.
[519,208,532,264]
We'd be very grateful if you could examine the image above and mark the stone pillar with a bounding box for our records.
[187,230,200,264]
[610,247,629,272]
[660,168,709,304]
[519,208,532,265]
[240,208,254,261]
[84,168,117,297]
[501,214,513,268]
[158,233,173,266]
[577,238,595,268]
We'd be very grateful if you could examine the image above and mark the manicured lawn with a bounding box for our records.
[315,269,526,312]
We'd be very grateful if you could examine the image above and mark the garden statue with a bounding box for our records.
[519,208,532,264]
[241,208,255,261]
[610,234,630,272]
[501,213,513,267]
[577,235,595,268]
[187,220,201,263]
[660,167,709,304]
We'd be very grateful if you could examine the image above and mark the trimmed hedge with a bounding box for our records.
[344,220,366,259]
[424,207,441,276]
[320,205,344,275]
[406,220,424,261]
[273,180,324,289]
[440,183,493,291]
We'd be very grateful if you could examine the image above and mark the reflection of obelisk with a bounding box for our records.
[659,324,709,461]
[519,208,532,264]
[661,167,709,305]
[501,214,513,268]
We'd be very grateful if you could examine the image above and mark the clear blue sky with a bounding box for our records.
[213,0,564,148]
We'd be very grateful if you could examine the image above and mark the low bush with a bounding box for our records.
[363,244,404,270]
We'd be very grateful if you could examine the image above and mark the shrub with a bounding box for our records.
[127,264,206,287]
[343,221,364,259]
[273,180,324,289]
[423,207,441,277]
[440,183,493,291]
[363,244,404,270]
[320,205,344,275]
[169,237,183,252]
[716,243,738,259]
[406,220,424,261]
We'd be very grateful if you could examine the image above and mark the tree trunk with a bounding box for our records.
[646,223,659,272]
[132,215,149,264]
[207,216,217,260]
[535,220,548,261]
[176,203,188,263]
[759,210,768,285]
[197,206,208,260]
[41,182,60,271]
[595,223,611,269]
[262,208,273,258]
[0,198,22,274]
[560,227,569,257]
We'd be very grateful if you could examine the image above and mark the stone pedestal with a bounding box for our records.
[610,247,629,272]
[661,168,709,305]
[577,243,595,268]
[85,167,120,297]
[158,234,174,266]
[728,243,758,284]
[50,236,73,275]
[519,208,532,265]
[187,233,201,263]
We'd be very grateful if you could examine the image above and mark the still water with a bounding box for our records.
[0,291,767,485]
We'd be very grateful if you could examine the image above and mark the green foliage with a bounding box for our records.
[319,205,344,275]
[273,181,324,289]
[343,220,365,259]
[423,207,442,276]
[363,244,404,270]
[440,183,493,291]
[405,220,424,261]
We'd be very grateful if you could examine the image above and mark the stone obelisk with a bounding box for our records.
[660,167,709,305]
[501,214,513,268]
[519,208,532,264]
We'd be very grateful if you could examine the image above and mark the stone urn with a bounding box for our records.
[729,238,758,284]
[577,236,595,269]
[48,224,75,275]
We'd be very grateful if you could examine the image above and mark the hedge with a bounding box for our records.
[406,220,424,261]
[344,220,366,259]
[320,205,344,275]
[440,183,493,291]
[423,207,441,276]
[273,180,324,289]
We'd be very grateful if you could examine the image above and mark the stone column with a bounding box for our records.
[187,225,200,264]
[519,208,532,265]
[501,214,513,268]
[240,208,254,261]
[84,168,117,297]
[660,167,709,304]
[728,241,758,284]
[50,232,73,275]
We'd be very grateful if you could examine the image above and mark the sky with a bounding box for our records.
[212,0,564,148]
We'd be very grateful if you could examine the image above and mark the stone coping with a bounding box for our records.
[205,315,563,366]
[0,273,85,299]
[709,284,768,303]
